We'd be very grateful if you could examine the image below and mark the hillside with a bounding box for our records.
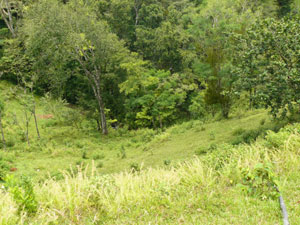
[0,81,282,182]
[1,121,300,224]
[0,0,299,224]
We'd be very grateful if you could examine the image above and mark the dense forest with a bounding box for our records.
[0,0,299,135]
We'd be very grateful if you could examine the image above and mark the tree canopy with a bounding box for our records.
[0,0,299,133]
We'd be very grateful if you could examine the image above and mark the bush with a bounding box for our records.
[260,118,266,126]
[97,162,103,168]
[264,130,290,148]
[164,159,171,166]
[232,127,264,145]
[93,153,105,160]
[209,131,216,140]
[130,163,140,172]
[118,146,126,159]
[238,163,279,200]
[195,147,208,155]
[82,151,88,159]
[4,175,38,215]
[0,160,9,181]
[232,128,246,136]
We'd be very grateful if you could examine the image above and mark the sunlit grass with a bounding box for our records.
[1,124,300,224]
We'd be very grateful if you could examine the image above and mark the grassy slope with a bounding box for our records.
[0,81,271,182]
[1,123,300,224]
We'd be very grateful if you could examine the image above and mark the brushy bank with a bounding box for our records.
[1,124,300,224]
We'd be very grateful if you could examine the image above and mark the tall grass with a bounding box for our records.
[1,124,300,224]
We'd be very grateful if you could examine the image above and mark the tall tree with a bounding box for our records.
[22,0,129,134]
[234,16,300,117]
[190,0,260,118]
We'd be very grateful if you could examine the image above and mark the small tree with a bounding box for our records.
[19,88,33,145]
[0,99,6,149]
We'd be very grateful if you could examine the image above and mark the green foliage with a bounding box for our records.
[0,160,9,181]
[120,69,191,128]
[234,16,300,118]
[264,130,290,148]
[82,151,88,159]
[188,92,206,119]
[231,128,264,145]
[239,163,280,200]
[93,153,105,161]
[4,175,38,215]
[163,159,171,166]
[260,118,266,126]
[130,162,140,172]
[119,145,127,159]
[97,161,103,168]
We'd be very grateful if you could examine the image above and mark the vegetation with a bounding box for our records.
[0,0,299,224]
[0,123,300,224]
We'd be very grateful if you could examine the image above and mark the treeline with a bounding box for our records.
[0,0,299,134]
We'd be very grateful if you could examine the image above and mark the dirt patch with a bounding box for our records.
[37,114,54,119]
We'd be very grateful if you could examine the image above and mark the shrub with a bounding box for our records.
[130,163,140,172]
[97,162,103,168]
[209,131,216,140]
[164,160,171,166]
[232,128,246,136]
[260,118,266,126]
[264,130,290,148]
[119,146,126,159]
[232,128,264,145]
[82,151,88,159]
[4,175,38,215]
[93,153,105,160]
[208,143,217,151]
[0,160,9,181]
[195,147,208,155]
[238,163,279,200]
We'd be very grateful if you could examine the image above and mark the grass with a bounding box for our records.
[0,81,286,182]
[0,81,300,224]
[1,124,300,224]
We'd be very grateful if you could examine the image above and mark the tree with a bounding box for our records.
[189,0,260,118]
[120,61,192,128]
[0,98,5,149]
[22,0,129,135]
[0,0,25,37]
[234,16,300,118]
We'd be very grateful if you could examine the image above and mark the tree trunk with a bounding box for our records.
[249,89,252,110]
[134,0,140,26]
[96,119,101,131]
[76,50,108,135]
[96,92,108,135]
[158,115,163,130]
[32,106,40,139]
[152,118,156,129]
[0,111,6,149]
[0,0,16,37]
[25,112,30,146]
